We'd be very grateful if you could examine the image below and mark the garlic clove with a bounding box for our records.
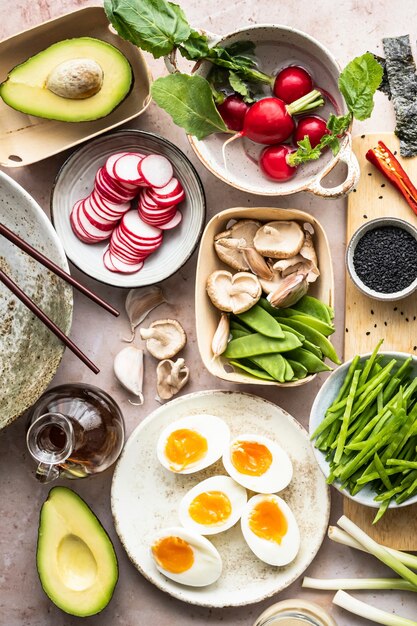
[114,346,144,404]
[239,246,274,280]
[124,286,166,342]
[267,273,309,309]
[156,357,189,401]
[211,313,230,358]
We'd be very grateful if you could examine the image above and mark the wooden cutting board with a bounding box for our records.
[345,132,417,549]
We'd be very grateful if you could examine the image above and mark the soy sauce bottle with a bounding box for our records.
[26,384,125,483]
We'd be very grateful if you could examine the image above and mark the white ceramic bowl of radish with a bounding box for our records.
[51,129,206,287]
[178,24,359,197]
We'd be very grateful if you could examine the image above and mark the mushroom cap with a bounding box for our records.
[156,358,189,400]
[140,319,186,359]
[206,270,261,314]
[254,221,305,259]
[214,219,262,270]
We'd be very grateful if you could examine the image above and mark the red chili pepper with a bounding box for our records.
[365,141,417,216]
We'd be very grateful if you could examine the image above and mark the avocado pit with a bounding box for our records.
[46,58,103,99]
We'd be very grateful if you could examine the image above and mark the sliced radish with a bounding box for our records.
[77,203,112,241]
[158,210,183,230]
[81,200,115,231]
[91,190,131,213]
[108,251,144,274]
[96,170,136,201]
[100,167,138,193]
[150,177,182,198]
[109,242,147,264]
[111,229,152,256]
[148,189,185,207]
[121,210,162,240]
[138,210,176,227]
[71,202,107,243]
[113,153,145,185]
[138,154,173,188]
[139,205,176,219]
[85,195,122,222]
[103,249,118,272]
[70,204,95,244]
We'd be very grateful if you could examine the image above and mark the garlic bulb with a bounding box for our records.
[114,346,144,405]
[124,286,166,342]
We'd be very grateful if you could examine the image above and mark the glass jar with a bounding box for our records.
[26,383,125,483]
[253,600,337,626]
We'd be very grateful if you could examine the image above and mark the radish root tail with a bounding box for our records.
[222,133,241,174]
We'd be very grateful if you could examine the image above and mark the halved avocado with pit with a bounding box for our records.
[36,487,118,617]
[0,37,133,122]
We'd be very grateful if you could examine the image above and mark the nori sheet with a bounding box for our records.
[370,52,392,99]
[383,35,417,157]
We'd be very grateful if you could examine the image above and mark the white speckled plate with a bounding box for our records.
[51,129,206,288]
[111,390,330,607]
[0,170,73,429]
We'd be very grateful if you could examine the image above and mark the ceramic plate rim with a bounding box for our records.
[0,169,73,428]
[309,351,417,509]
[111,389,330,607]
[50,129,206,288]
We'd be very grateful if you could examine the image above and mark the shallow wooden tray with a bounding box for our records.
[0,6,152,167]
[345,132,417,549]
[195,207,334,386]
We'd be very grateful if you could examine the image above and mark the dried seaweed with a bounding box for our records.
[383,35,417,157]
[370,52,391,99]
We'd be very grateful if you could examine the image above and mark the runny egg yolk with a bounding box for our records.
[151,536,194,573]
[249,499,288,544]
[165,428,208,470]
[231,440,273,476]
[189,491,232,526]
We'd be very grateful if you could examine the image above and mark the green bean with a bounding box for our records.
[287,348,332,373]
[276,318,341,364]
[331,357,361,407]
[237,305,284,339]
[386,459,417,470]
[373,453,393,490]
[224,331,301,359]
[291,294,333,324]
[287,359,308,380]
[358,339,384,386]
[334,370,360,464]
[372,498,391,524]
[229,360,275,381]
[249,354,287,382]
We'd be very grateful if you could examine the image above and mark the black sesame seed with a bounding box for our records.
[414,346,417,351]
[353,189,357,192]
[371,310,374,314]
[361,134,366,138]
[374,323,377,327]
[401,311,404,315]
[379,196,383,199]
[366,331,371,335]
[381,184,386,188]
[368,172,372,176]
[406,318,409,322]
[394,307,398,311]
[363,214,368,219]
[394,151,398,155]
[345,328,349,332]
[352,226,417,293]
[384,321,388,326]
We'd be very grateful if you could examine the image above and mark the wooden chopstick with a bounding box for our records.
[0,222,119,317]
[0,268,100,374]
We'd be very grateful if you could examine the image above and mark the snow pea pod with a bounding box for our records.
[229,360,275,381]
[277,318,341,364]
[231,329,249,339]
[224,331,302,358]
[277,322,305,342]
[292,295,334,324]
[289,347,332,373]
[237,305,284,339]
[283,358,294,381]
[230,319,250,333]
[287,359,308,380]
[302,340,323,359]
[249,353,287,382]
[275,309,334,336]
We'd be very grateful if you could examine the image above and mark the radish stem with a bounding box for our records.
[303,576,417,592]
[333,590,417,625]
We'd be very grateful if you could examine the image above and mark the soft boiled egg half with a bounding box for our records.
[222,433,293,493]
[150,526,222,586]
[179,475,247,535]
[241,494,300,566]
[157,414,230,474]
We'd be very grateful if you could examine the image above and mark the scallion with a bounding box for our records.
[333,590,417,625]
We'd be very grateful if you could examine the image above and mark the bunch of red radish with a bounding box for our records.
[70,151,186,274]
[217,65,328,182]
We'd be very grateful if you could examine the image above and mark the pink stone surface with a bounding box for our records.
[1,1,417,624]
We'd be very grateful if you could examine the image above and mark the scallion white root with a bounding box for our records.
[333,590,417,625]
[303,576,416,592]
[329,526,417,571]
[337,516,417,588]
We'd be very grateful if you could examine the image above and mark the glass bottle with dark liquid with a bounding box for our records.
[26,384,125,482]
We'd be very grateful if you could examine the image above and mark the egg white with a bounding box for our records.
[241,494,300,566]
[156,414,230,474]
[179,475,247,535]
[222,433,293,493]
[150,526,222,586]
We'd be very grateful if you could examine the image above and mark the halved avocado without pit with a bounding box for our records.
[37,487,118,617]
[0,37,133,122]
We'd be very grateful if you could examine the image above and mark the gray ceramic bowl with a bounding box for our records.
[0,171,73,429]
[346,217,417,301]
[310,351,417,509]
[51,129,206,288]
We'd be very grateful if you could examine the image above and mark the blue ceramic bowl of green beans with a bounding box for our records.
[310,351,417,512]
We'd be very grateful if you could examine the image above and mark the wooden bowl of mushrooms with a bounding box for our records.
[195,207,336,386]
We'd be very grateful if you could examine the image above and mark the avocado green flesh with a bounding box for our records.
[0,37,132,122]
[37,486,118,617]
